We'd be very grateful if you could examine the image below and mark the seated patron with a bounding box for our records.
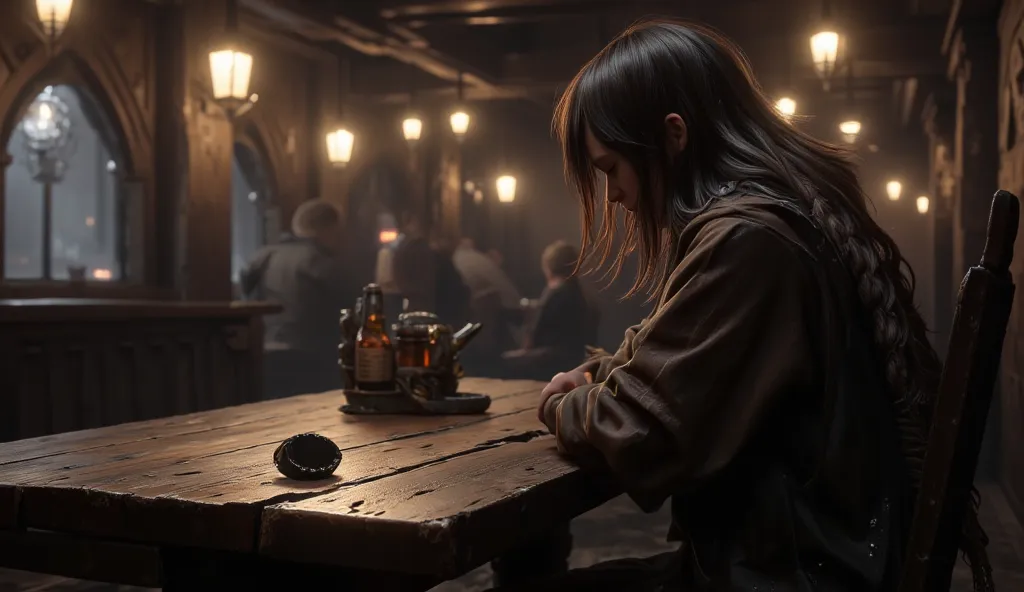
[240,199,352,399]
[501,241,592,381]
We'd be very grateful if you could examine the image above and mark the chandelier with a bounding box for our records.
[20,86,76,183]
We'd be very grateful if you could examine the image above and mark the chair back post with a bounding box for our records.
[899,190,1020,591]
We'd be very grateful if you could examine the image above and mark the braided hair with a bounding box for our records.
[554,18,993,590]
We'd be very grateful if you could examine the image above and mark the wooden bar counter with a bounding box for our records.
[0,299,281,442]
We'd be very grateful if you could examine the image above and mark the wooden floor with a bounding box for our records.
[1,483,1021,591]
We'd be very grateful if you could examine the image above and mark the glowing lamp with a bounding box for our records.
[326,128,355,167]
[775,97,797,119]
[496,175,517,204]
[379,229,399,244]
[92,268,112,281]
[916,196,930,214]
[810,31,839,82]
[450,111,470,138]
[402,117,422,142]
[839,120,861,143]
[37,0,73,39]
[209,49,253,102]
[886,181,902,201]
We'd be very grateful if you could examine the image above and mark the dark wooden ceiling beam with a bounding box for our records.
[379,0,625,19]
[240,0,528,100]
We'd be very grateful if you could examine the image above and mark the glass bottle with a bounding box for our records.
[355,284,395,391]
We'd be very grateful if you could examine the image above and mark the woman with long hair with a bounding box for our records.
[525,18,993,592]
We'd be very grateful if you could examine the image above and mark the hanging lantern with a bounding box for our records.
[885,180,902,201]
[209,47,257,114]
[496,175,517,204]
[775,97,797,119]
[916,195,930,214]
[810,30,839,89]
[839,120,861,143]
[402,117,423,142]
[450,110,470,139]
[36,0,73,40]
[326,128,355,167]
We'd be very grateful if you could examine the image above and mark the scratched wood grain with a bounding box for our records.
[0,379,554,556]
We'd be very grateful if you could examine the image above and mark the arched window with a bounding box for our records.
[231,139,274,282]
[3,83,126,282]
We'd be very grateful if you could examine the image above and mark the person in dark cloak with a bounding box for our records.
[498,19,993,592]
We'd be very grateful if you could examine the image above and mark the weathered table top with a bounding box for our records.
[0,378,617,586]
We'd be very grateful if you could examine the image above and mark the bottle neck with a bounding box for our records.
[362,311,386,334]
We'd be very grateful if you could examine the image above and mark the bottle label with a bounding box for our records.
[356,348,393,383]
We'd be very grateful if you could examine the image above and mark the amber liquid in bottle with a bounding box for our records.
[355,285,395,391]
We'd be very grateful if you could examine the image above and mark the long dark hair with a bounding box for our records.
[553,18,992,590]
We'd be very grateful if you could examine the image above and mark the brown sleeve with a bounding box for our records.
[574,322,644,382]
[542,217,816,511]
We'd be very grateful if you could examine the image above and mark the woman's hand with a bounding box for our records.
[538,370,592,423]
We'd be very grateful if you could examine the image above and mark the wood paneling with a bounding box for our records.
[0,299,279,442]
[998,0,1024,524]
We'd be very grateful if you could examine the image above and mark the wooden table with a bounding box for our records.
[0,378,618,590]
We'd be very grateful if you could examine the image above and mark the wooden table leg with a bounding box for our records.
[161,547,439,591]
[490,522,573,587]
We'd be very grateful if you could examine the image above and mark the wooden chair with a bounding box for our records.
[900,190,1020,591]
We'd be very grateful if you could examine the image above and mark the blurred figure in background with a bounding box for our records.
[453,238,521,309]
[392,213,471,325]
[452,238,522,373]
[501,240,595,380]
[239,199,353,398]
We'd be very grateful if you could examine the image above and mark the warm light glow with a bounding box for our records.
[473,189,484,204]
[886,180,902,201]
[916,195,930,214]
[208,49,253,101]
[839,120,861,143]
[810,30,839,78]
[379,229,399,244]
[775,97,797,118]
[839,120,861,135]
[92,268,112,281]
[402,117,422,141]
[326,128,355,166]
[37,0,73,39]
[450,111,470,137]
[496,175,517,203]
[85,216,95,227]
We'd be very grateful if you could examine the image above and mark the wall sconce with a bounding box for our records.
[326,127,354,167]
[775,97,797,120]
[209,48,257,116]
[885,180,902,201]
[496,175,517,203]
[839,120,861,143]
[810,30,839,90]
[36,0,73,41]
[916,195,930,214]
[402,117,422,142]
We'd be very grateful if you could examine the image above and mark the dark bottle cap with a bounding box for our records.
[273,433,343,481]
